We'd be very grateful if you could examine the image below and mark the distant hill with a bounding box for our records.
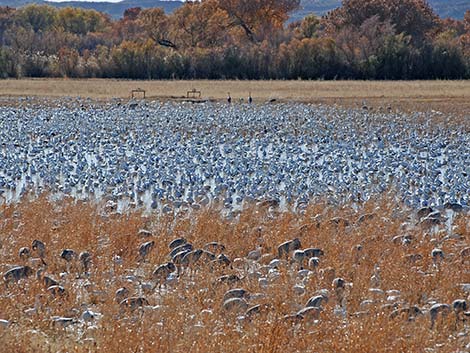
[291,0,340,21]
[0,0,467,20]
[48,0,182,18]
[0,0,182,18]
[429,0,469,19]
[296,0,469,20]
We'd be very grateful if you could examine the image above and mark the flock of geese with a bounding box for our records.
[0,98,469,350]
[0,99,468,214]
[1,204,470,334]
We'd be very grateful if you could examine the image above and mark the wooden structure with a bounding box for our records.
[131,88,146,99]
[187,88,201,99]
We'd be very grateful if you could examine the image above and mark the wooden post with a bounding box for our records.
[131,88,146,99]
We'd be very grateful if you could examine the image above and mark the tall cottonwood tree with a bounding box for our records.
[0,6,15,44]
[217,0,300,42]
[171,0,227,48]
[138,8,170,44]
[458,11,470,56]
[326,0,437,41]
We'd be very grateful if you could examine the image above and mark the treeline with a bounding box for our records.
[0,0,470,79]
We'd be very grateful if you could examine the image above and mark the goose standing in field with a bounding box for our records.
[18,247,31,262]
[169,237,187,250]
[152,262,176,289]
[305,293,329,309]
[115,287,130,303]
[79,251,92,276]
[452,299,467,324]
[223,297,248,313]
[430,303,451,329]
[332,277,347,309]
[138,241,155,262]
[431,248,444,267]
[36,266,60,288]
[292,250,306,269]
[61,249,77,262]
[51,316,78,329]
[308,257,320,270]
[277,238,301,259]
[32,240,46,259]
[60,249,77,273]
[120,296,149,313]
[212,253,231,269]
[370,264,381,288]
[3,265,34,284]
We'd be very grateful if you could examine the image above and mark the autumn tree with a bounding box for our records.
[463,10,470,40]
[111,40,168,79]
[171,0,227,48]
[325,0,438,41]
[3,25,35,53]
[335,16,397,69]
[460,11,470,57]
[123,7,141,21]
[300,14,320,38]
[277,36,340,79]
[14,4,57,33]
[465,11,470,32]
[0,7,15,44]
[113,7,144,42]
[429,29,466,78]
[217,0,300,42]
[56,7,110,35]
[138,8,172,46]
[58,46,80,77]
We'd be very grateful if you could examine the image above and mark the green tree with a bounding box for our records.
[0,7,15,44]
[56,7,109,35]
[14,4,57,33]
[300,14,320,38]
[431,30,466,78]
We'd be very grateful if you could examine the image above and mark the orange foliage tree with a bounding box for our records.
[171,0,227,48]
[138,8,171,45]
[216,0,300,42]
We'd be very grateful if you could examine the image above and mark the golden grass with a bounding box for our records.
[0,194,469,352]
[1,79,470,115]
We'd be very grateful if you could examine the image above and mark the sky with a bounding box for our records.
[47,0,123,2]
[47,0,183,2]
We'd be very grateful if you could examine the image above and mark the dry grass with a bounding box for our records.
[0,194,469,352]
[1,79,470,115]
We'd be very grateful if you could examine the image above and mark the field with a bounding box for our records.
[1,79,470,115]
[1,195,469,352]
[0,81,469,352]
